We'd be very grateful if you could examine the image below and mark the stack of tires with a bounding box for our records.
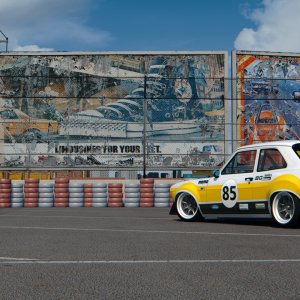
[84,183,93,207]
[92,182,108,208]
[69,182,84,207]
[0,179,11,208]
[124,182,140,208]
[54,178,69,207]
[11,181,24,208]
[140,178,154,208]
[108,183,123,207]
[154,182,170,208]
[38,181,54,208]
[24,179,39,208]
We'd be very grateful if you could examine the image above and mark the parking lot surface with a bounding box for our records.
[0,207,300,299]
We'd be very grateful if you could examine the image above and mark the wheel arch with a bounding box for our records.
[175,190,203,214]
[268,175,300,205]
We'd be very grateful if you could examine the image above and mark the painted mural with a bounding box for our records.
[0,53,227,169]
[234,51,300,147]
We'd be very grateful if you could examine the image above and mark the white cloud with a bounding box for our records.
[235,0,300,52]
[13,45,54,52]
[0,0,111,51]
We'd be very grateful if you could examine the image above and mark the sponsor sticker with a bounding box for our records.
[255,203,265,210]
[211,204,219,210]
[239,203,249,210]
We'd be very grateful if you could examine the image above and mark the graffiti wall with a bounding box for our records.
[233,50,300,148]
[0,52,227,170]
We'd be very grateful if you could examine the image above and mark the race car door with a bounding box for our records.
[204,149,257,214]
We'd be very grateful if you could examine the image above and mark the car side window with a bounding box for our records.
[257,148,287,172]
[221,150,257,175]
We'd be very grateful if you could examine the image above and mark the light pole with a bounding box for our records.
[0,30,8,52]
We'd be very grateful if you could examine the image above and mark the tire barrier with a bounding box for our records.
[69,182,84,208]
[108,183,122,207]
[11,181,23,208]
[0,179,175,209]
[38,181,54,208]
[24,179,39,208]
[124,183,140,207]
[154,183,170,208]
[139,178,154,207]
[90,183,108,208]
[54,178,69,208]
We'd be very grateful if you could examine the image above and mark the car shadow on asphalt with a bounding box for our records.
[173,217,300,229]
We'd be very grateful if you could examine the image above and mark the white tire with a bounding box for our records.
[11,182,23,188]
[92,193,107,198]
[154,188,170,193]
[11,192,24,198]
[69,183,84,188]
[124,202,139,208]
[39,187,53,193]
[69,202,83,208]
[69,198,84,203]
[39,192,54,198]
[92,198,107,203]
[154,192,170,198]
[38,198,54,203]
[125,183,140,188]
[92,202,107,208]
[124,193,140,198]
[69,192,84,198]
[93,183,107,188]
[39,182,54,188]
[154,203,169,208]
[11,187,23,193]
[92,187,107,193]
[38,203,53,208]
[154,183,170,188]
[11,198,23,203]
[124,198,140,204]
[69,187,84,193]
[11,202,23,208]
[124,187,140,193]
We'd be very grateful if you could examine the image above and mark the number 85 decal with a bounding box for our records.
[221,180,238,208]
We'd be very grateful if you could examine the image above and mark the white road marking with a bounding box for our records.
[0,225,299,237]
[0,259,300,264]
[0,257,40,261]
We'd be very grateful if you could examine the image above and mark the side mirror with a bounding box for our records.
[213,170,220,178]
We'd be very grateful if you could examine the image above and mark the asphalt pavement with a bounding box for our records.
[0,207,299,299]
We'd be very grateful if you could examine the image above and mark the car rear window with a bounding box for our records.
[292,143,300,158]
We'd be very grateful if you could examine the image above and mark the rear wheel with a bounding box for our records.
[272,192,300,227]
[176,192,203,222]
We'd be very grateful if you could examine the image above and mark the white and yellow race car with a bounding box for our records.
[170,141,300,227]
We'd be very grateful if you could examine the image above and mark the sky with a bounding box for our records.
[0,0,299,53]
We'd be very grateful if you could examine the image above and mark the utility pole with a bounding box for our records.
[143,75,147,178]
[0,30,8,52]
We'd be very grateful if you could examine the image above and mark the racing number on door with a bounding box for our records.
[222,186,236,201]
[221,180,238,208]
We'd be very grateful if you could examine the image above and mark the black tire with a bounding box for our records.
[176,192,203,222]
[271,192,300,227]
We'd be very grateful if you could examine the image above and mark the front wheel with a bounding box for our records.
[271,192,300,227]
[176,192,203,222]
